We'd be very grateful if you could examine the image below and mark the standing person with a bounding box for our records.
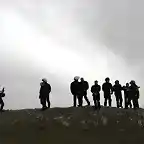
[102,77,113,107]
[91,80,101,110]
[113,80,123,108]
[129,80,140,109]
[70,76,80,107]
[39,78,51,110]
[123,83,132,109]
[0,87,5,112]
[80,78,90,106]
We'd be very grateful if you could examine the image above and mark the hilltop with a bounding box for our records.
[0,106,144,144]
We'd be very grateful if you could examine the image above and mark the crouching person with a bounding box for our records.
[91,80,101,110]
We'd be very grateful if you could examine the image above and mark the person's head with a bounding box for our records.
[80,77,84,82]
[42,78,47,83]
[94,80,98,85]
[74,76,80,81]
[130,80,135,85]
[105,77,110,82]
[126,83,129,87]
[115,80,119,85]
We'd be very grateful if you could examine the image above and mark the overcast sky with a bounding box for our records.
[0,0,143,109]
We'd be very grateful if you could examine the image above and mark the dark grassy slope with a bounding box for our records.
[0,107,144,144]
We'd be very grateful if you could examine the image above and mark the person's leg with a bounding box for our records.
[81,95,83,106]
[83,91,90,105]
[132,97,136,109]
[73,94,77,107]
[0,99,4,111]
[93,95,97,109]
[129,99,132,108]
[98,100,101,109]
[135,98,139,108]
[119,95,123,108]
[97,94,101,109]
[124,94,128,108]
[137,99,140,108]
[104,98,107,106]
[108,94,112,107]
[115,95,119,108]
[104,93,107,106]
[40,97,47,110]
[46,95,50,108]
[77,95,83,107]
[127,96,132,108]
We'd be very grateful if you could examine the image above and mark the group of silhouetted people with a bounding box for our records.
[39,76,140,110]
[70,76,140,110]
[70,76,101,110]
[0,76,140,112]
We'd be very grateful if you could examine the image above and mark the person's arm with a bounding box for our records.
[39,87,42,94]
[102,84,104,91]
[86,82,89,90]
[70,83,74,94]
[99,85,101,92]
[120,85,123,91]
[49,84,51,93]
[91,86,94,93]
[39,87,42,98]
[110,84,113,94]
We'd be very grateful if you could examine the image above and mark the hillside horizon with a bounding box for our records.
[0,106,144,144]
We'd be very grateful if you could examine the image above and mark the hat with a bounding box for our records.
[42,78,47,83]
[74,76,80,80]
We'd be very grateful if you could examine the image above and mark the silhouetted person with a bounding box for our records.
[70,76,81,107]
[123,83,132,109]
[102,77,113,107]
[39,78,51,110]
[80,78,90,106]
[91,80,101,110]
[129,80,140,109]
[113,80,123,108]
[0,87,5,111]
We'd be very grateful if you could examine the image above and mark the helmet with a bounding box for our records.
[80,77,84,81]
[74,76,80,80]
[115,80,119,83]
[105,77,110,81]
[95,80,98,84]
[126,83,129,86]
[130,80,135,84]
[42,78,47,83]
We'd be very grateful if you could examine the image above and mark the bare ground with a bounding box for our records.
[0,106,144,144]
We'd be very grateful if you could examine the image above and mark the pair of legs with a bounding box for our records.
[83,91,90,106]
[104,93,112,107]
[73,94,83,107]
[115,94,123,108]
[40,95,50,110]
[93,93,100,110]
[73,91,90,107]
[124,94,132,108]
[132,97,139,109]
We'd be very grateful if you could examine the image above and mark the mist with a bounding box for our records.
[0,0,142,109]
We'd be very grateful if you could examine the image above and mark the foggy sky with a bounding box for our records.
[0,0,143,109]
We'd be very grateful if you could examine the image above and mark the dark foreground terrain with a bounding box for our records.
[0,106,144,144]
